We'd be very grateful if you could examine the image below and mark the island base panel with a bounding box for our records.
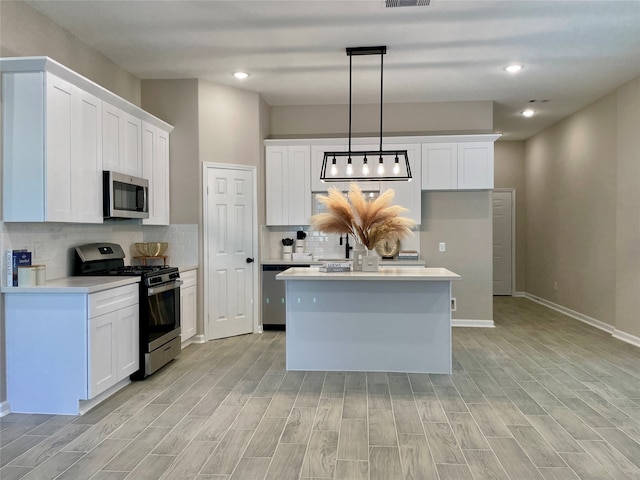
[285,280,452,373]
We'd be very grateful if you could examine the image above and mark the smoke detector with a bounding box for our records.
[385,0,431,7]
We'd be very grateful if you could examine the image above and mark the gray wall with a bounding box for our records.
[141,79,200,225]
[525,76,640,340]
[494,141,527,292]
[420,191,494,321]
[615,77,640,339]
[0,1,141,106]
[270,101,493,138]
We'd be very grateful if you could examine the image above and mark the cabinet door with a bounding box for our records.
[265,146,287,225]
[287,146,311,225]
[380,143,422,225]
[116,304,139,378]
[124,114,143,177]
[45,73,73,222]
[89,311,118,397]
[421,143,457,190]
[457,142,494,189]
[310,145,347,192]
[154,128,171,224]
[72,87,103,223]
[142,126,171,226]
[102,103,125,173]
[181,286,197,341]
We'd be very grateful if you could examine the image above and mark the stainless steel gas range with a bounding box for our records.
[74,243,182,378]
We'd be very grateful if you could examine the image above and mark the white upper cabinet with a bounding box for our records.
[73,87,103,223]
[103,103,143,177]
[142,122,171,225]
[2,71,103,223]
[1,57,173,224]
[421,140,495,190]
[421,143,458,190]
[457,142,494,189]
[381,143,421,225]
[266,145,311,226]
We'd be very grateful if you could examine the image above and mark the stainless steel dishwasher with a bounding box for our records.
[262,264,310,330]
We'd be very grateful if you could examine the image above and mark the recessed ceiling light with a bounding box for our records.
[233,71,249,80]
[505,64,523,73]
[521,109,535,117]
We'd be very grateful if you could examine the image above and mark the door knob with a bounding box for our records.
[246,257,254,263]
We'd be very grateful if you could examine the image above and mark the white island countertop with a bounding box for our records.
[1,276,140,294]
[277,266,460,282]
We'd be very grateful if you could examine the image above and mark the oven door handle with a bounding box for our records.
[147,279,183,296]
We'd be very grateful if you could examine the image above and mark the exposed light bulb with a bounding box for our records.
[377,162,384,175]
[346,158,353,176]
[393,156,400,175]
[362,158,369,175]
[330,157,337,176]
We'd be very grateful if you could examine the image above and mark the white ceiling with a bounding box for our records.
[25,0,640,140]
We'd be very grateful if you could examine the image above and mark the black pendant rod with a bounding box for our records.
[379,50,384,155]
[348,53,352,156]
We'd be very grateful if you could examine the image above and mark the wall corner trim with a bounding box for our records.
[0,401,10,417]
[452,319,495,328]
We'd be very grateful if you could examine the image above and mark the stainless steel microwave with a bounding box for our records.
[103,171,149,219]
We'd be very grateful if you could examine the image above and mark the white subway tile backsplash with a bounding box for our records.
[1,222,199,285]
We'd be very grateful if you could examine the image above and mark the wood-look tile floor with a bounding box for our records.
[2,297,640,480]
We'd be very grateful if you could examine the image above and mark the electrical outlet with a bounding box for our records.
[439,242,446,253]
[34,242,44,259]
[451,297,457,311]
[554,281,558,291]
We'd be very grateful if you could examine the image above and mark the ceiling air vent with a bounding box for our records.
[385,0,430,7]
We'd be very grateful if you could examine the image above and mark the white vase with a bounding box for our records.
[352,243,366,271]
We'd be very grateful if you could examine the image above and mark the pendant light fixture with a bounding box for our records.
[320,46,411,182]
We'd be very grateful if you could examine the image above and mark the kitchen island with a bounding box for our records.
[276,267,460,374]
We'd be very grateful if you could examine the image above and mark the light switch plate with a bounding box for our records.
[439,242,446,252]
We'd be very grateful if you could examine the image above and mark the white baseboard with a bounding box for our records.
[0,401,10,417]
[513,291,526,297]
[523,293,615,334]
[452,319,495,328]
[181,334,206,349]
[612,329,640,349]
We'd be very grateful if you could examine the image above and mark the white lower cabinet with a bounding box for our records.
[180,269,198,343]
[5,282,139,415]
[89,303,139,398]
[87,284,140,398]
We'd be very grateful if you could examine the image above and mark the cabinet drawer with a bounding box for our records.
[89,283,139,318]
[180,269,197,289]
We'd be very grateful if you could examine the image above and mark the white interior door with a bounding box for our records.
[493,190,513,295]
[204,164,256,340]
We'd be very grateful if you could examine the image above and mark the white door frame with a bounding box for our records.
[493,188,517,296]
[202,162,260,341]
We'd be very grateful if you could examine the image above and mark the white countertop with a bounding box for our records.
[276,267,460,282]
[1,276,140,294]
[262,258,427,267]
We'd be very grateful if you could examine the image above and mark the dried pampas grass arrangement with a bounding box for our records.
[311,183,416,250]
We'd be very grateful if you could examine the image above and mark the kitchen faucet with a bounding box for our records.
[340,234,353,259]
